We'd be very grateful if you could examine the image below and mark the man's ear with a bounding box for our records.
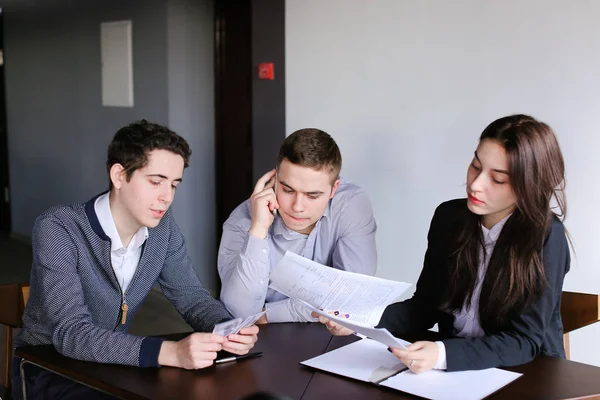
[109,164,127,189]
[329,178,341,199]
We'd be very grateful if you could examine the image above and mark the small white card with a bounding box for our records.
[213,311,265,336]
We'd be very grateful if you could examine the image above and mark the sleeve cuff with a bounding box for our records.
[139,337,165,367]
[265,300,289,323]
[265,299,318,323]
[434,341,447,370]
[242,233,269,263]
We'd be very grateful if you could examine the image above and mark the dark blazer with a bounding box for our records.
[378,199,570,371]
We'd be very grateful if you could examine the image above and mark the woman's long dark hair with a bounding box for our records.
[442,114,567,331]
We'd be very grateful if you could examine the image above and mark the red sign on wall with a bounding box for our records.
[258,63,274,80]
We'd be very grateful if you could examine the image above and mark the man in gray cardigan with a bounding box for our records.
[13,120,258,399]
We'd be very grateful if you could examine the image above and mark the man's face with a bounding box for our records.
[276,159,340,235]
[112,149,184,231]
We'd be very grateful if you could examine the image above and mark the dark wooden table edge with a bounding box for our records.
[16,329,600,400]
[14,350,145,400]
[14,327,337,400]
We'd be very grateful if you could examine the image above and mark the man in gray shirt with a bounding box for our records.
[218,128,377,323]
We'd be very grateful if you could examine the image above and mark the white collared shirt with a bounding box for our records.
[94,193,148,293]
[218,178,377,322]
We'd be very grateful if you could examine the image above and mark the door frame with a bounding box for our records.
[0,11,11,236]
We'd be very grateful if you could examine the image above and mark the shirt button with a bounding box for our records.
[262,249,267,254]
[260,280,264,284]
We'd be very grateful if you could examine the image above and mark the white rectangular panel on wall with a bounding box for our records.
[101,20,134,107]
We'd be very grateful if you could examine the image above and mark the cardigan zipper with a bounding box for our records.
[119,243,147,326]
[108,256,126,329]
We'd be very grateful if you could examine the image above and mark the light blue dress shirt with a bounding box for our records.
[218,179,377,322]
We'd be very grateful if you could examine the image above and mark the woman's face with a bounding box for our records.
[466,138,517,229]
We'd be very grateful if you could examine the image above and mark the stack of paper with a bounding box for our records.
[270,251,411,327]
[301,339,522,400]
[301,338,407,383]
[302,302,410,350]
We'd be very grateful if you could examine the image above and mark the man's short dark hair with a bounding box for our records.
[277,128,342,182]
[106,120,191,189]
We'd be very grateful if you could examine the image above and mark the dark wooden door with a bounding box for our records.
[214,0,254,237]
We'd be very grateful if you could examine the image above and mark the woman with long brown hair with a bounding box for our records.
[317,114,571,373]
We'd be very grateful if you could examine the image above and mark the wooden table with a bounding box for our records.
[16,323,331,400]
[302,335,600,400]
[15,324,600,400]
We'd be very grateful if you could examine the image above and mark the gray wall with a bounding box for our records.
[5,0,169,236]
[286,0,600,366]
[4,0,218,289]
[166,0,217,289]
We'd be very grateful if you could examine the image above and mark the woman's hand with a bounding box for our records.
[391,341,439,374]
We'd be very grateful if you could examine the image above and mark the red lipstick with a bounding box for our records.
[468,194,484,205]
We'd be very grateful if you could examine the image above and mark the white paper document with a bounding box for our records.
[381,367,522,400]
[302,301,409,350]
[301,339,522,400]
[301,338,406,383]
[270,251,411,326]
[213,311,265,336]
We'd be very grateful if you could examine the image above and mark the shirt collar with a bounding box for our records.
[321,199,332,220]
[94,193,148,251]
[481,212,512,246]
[273,215,308,240]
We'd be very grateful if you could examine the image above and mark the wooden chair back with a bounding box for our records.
[561,291,600,360]
[0,283,30,391]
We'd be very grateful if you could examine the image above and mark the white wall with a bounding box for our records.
[286,0,600,366]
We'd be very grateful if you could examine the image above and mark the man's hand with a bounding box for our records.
[222,325,260,355]
[256,309,268,324]
[312,312,354,336]
[158,332,226,370]
[391,341,438,374]
[249,169,279,239]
